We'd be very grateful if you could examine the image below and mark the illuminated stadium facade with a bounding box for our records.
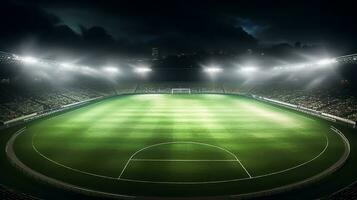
[0,50,356,128]
[0,49,356,200]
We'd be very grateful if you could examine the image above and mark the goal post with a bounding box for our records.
[171,88,191,94]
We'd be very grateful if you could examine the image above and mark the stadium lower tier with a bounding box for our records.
[7,94,349,198]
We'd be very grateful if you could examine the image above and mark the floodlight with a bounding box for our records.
[203,67,223,73]
[316,58,336,66]
[20,56,38,64]
[60,63,72,67]
[290,64,307,70]
[274,66,285,70]
[134,67,152,74]
[240,66,257,72]
[102,66,120,74]
[80,66,98,75]
[59,62,76,70]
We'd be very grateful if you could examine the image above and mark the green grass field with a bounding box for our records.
[11,94,347,197]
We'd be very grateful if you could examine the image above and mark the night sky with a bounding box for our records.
[1,0,357,59]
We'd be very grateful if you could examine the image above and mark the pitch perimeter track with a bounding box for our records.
[5,124,350,199]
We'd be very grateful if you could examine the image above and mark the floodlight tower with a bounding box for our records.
[102,66,120,74]
[335,53,357,64]
[203,66,223,74]
[133,65,152,81]
[316,58,337,66]
[203,65,223,82]
[134,67,152,74]
[239,66,258,73]
[237,66,258,78]
[20,56,39,64]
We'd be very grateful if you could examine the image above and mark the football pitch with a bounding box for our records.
[8,94,349,198]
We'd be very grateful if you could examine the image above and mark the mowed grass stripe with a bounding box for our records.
[13,94,346,195]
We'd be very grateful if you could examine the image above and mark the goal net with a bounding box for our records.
[171,88,191,94]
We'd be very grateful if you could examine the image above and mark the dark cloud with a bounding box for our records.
[2,0,357,59]
[0,2,94,57]
[0,0,258,57]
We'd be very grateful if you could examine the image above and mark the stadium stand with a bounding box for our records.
[135,83,355,123]
[0,185,41,200]
[326,182,357,200]
[135,82,225,94]
[227,84,357,122]
[0,85,114,124]
[0,80,142,125]
[1,82,357,125]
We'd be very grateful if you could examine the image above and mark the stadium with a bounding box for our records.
[1,1,357,200]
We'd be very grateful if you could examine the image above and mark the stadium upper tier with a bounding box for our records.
[0,82,356,125]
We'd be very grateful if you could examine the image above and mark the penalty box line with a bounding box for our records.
[130,159,238,162]
[117,141,253,180]
[118,158,251,180]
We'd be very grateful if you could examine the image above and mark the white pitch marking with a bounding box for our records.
[30,130,331,184]
[32,131,118,180]
[130,159,238,162]
[251,134,329,179]
[117,141,252,179]
[116,134,329,184]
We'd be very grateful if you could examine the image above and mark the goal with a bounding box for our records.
[171,88,191,94]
